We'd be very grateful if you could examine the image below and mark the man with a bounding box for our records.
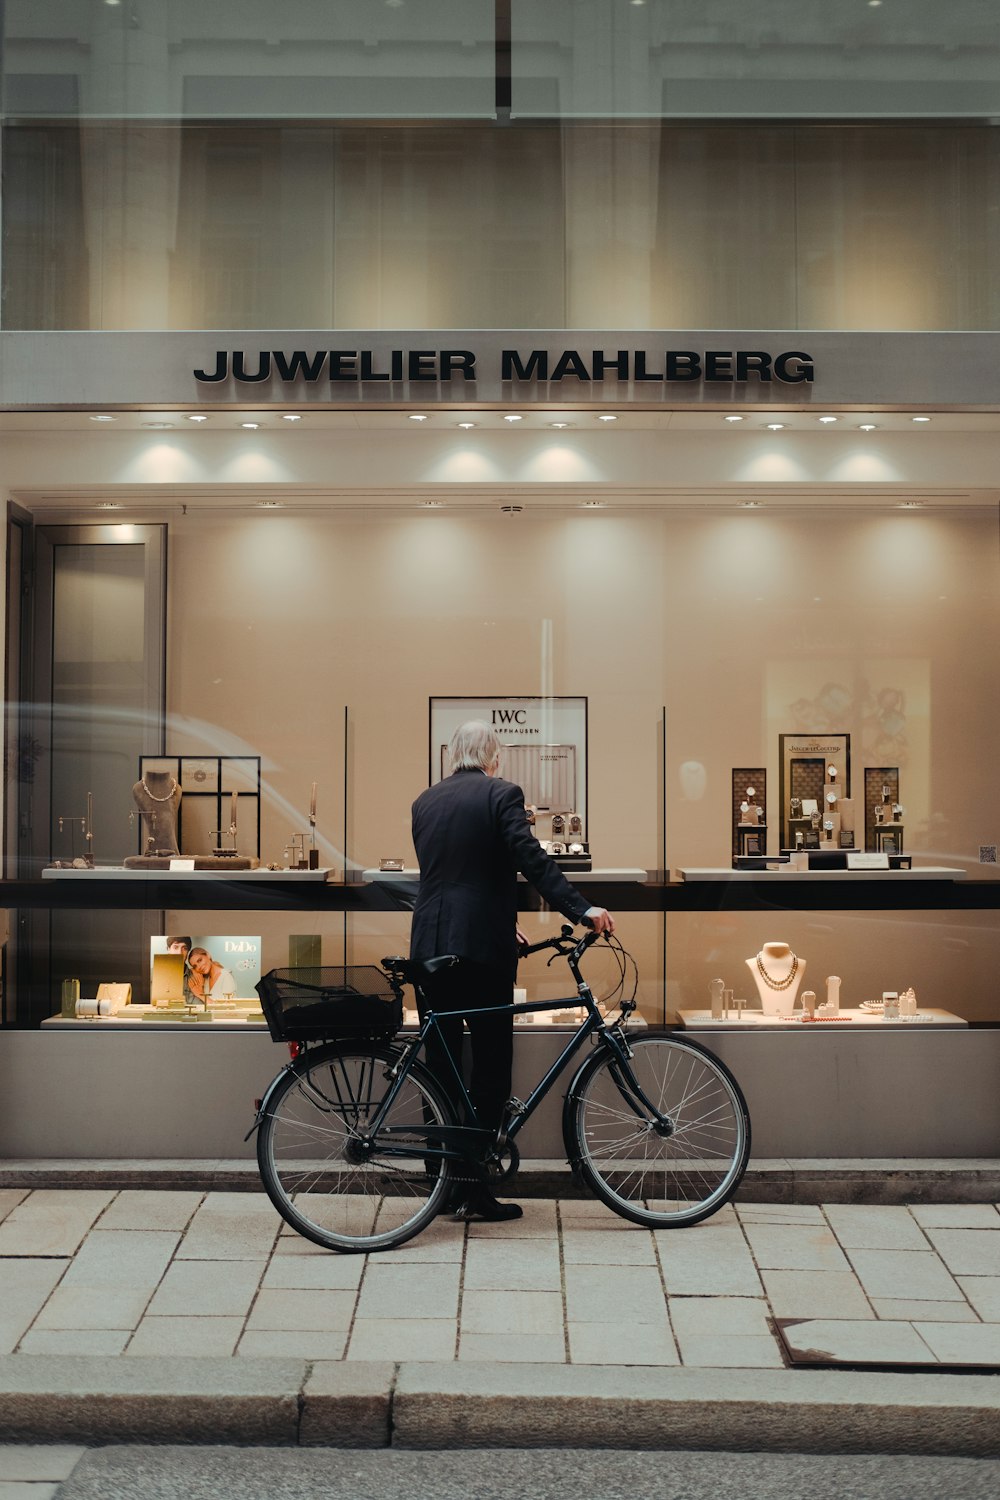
[411,720,614,1221]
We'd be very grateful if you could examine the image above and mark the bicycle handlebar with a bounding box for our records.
[519,924,602,962]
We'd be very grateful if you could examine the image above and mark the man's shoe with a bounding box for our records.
[453,1187,523,1222]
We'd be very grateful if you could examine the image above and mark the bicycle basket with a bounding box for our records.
[256,966,402,1043]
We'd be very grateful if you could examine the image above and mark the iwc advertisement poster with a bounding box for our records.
[429,697,588,832]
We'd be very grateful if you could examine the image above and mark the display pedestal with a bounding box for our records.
[123,855,259,871]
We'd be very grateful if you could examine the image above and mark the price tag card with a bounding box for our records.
[847,852,890,870]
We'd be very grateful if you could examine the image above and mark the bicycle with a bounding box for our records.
[250,926,751,1254]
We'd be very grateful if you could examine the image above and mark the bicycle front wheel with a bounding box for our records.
[257,1041,455,1253]
[567,1033,750,1227]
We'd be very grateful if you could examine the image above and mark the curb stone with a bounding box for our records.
[0,1359,999,1455]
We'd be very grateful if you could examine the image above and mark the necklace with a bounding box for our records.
[756,950,798,991]
[141,777,178,803]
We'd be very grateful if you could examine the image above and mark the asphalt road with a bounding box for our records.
[51,1446,1000,1500]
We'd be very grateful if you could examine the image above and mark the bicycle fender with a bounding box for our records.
[561,1048,608,1167]
[244,1053,307,1141]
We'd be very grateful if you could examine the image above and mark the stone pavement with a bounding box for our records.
[0,1189,998,1452]
[2,1189,999,1368]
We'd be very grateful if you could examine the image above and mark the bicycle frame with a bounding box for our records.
[354,943,672,1167]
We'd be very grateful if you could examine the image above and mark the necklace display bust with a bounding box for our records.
[123,768,259,870]
[746,940,806,1016]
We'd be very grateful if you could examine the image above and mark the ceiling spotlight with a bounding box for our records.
[500,503,524,514]
[457,422,476,429]
[256,500,283,508]
[597,414,618,422]
[186,414,208,422]
[89,414,116,422]
[420,500,446,508]
[818,416,838,423]
[911,416,931,423]
[859,424,877,431]
[724,415,744,423]
[766,423,786,431]
[549,422,571,429]
[408,414,428,422]
[581,501,605,508]
[95,502,121,509]
[738,500,764,508]
[503,414,523,423]
[142,421,174,429]
[281,413,302,422]
[897,501,923,509]
[241,422,260,430]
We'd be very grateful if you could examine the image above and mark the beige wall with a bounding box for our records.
[163,505,1000,1023]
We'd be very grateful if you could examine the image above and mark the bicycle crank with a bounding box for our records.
[484,1139,521,1182]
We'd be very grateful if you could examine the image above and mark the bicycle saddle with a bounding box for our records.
[381,954,459,983]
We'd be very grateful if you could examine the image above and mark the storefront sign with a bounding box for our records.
[193,346,814,386]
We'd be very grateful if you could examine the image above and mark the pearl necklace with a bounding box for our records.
[141,777,178,803]
[756,950,798,991]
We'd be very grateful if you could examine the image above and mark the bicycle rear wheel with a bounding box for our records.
[256,1041,455,1253]
[566,1033,750,1227]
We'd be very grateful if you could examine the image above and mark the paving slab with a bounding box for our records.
[956,1276,1000,1320]
[125,1317,243,1358]
[676,1334,785,1369]
[460,1290,564,1338]
[18,1330,131,1357]
[245,1289,357,1333]
[147,1258,267,1317]
[656,1226,762,1297]
[261,1255,365,1291]
[357,1262,461,1318]
[60,1229,179,1290]
[0,1192,114,1258]
[349,1319,457,1362]
[777,1319,937,1367]
[909,1204,1000,1229]
[847,1249,964,1303]
[567,1320,678,1365]
[458,1331,567,1362]
[0,1261,70,1356]
[668,1297,772,1339]
[95,1191,205,1232]
[759,1269,873,1321]
[822,1206,929,1252]
[0,1356,305,1444]
[743,1224,852,1272]
[0,1190,28,1224]
[176,1194,281,1262]
[871,1298,978,1322]
[561,1228,657,1265]
[238,1331,349,1360]
[563,1264,668,1324]
[913,1322,1000,1366]
[390,1362,1000,1455]
[462,1240,561,1292]
[922,1228,1000,1277]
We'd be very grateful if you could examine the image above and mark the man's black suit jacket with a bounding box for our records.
[410,768,592,981]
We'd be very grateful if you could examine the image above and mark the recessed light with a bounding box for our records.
[896,501,923,509]
[256,500,283,508]
[141,422,174,429]
[500,504,523,514]
[503,414,523,423]
[581,501,605,509]
[89,414,116,422]
[859,424,877,431]
[186,414,208,422]
[738,500,764,508]
[408,414,428,422]
[281,413,302,422]
[766,423,785,431]
[597,414,618,422]
[95,502,121,510]
[457,422,476,429]
[420,501,446,508]
[241,422,260,430]
[724,415,744,423]
[911,416,931,423]
[818,416,838,423]
[549,421,571,429]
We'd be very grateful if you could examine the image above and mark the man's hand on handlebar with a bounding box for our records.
[585,906,615,936]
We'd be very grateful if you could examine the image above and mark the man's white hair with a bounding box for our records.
[448,720,503,773]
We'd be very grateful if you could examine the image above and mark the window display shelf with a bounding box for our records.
[678,1007,966,1030]
[2,872,998,915]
